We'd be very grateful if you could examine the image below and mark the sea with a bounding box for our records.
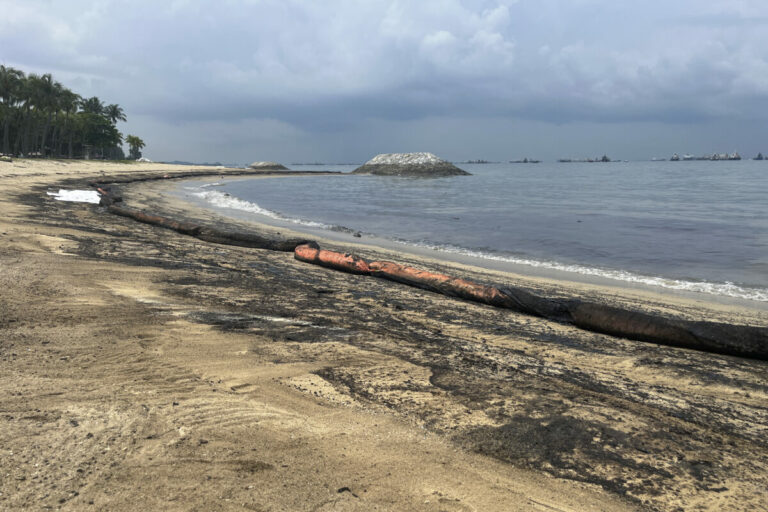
[177,161,768,304]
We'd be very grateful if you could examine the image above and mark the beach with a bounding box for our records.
[2,159,767,511]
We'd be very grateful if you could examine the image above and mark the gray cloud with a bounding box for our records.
[2,0,767,162]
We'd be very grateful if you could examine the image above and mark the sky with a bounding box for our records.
[2,0,768,164]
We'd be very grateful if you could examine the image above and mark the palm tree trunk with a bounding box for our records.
[55,124,63,157]
[2,116,10,155]
[50,112,59,157]
[40,111,52,156]
[13,122,21,155]
[15,107,30,155]
[59,112,70,158]
[22,109,33,155]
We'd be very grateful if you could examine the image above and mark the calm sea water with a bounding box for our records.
[183,161,768,302]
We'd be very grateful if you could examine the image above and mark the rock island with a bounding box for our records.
[352,152,470,176]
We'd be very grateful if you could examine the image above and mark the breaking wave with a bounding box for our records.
[410,241,768,302]
[190,189,330,229]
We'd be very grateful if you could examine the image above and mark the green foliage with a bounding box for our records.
[125,134,145,160]
[80,96,104,115]
[0,66,142,160]
[105,104,126,124]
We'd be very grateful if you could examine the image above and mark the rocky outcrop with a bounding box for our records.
[352,153,470,177]
[248,161,288,170]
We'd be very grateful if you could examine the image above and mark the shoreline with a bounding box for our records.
[160,173,768,317]
[3,159,768,510]
[95,173,768,360]
[172,174,768,311]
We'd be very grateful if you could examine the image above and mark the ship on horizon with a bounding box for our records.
[671,152,741,161]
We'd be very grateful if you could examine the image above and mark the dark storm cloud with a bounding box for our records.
[2,0,768,161]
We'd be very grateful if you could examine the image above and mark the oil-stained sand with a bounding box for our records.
[1,160,767,511]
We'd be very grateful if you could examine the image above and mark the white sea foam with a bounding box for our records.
[190,189,328,228]
[47,189,101,204]
[410,241,768,302]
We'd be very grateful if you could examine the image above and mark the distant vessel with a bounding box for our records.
[755,153,764,161]
[670,152,741,161]
[711,152,741,161]
[510,158,540,163]
[557,156,611,163]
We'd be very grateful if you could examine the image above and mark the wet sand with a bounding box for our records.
[1,159,767,511]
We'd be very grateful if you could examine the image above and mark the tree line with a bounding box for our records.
[0,65,145,160]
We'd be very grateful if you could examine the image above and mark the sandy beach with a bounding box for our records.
[2,159,767,511]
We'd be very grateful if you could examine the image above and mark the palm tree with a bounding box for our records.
[56,88,80,157]
[80,96,104,116]
[78,96,106,158]
[0,66,132,159]
[36,73,63,156]
[104,104,126,125]
[15,73,43,155]
[125,134,145,160]
[0,65,24,155]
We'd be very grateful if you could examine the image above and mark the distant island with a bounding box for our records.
[352,152,470,176]
[248,161,289,170]
[290,162,360,166]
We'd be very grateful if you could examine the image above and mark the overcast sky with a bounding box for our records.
[2,0,768,163]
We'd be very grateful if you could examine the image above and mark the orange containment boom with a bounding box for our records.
[293,243,768,360]
[367,260,568,319]
[370,260,505,303]
[294,243,372,274]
